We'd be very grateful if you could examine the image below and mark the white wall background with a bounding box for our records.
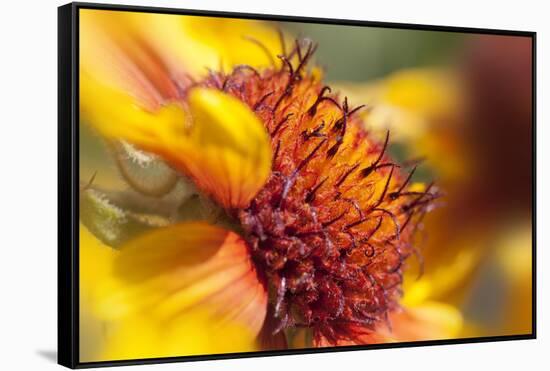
[0,0,546,369]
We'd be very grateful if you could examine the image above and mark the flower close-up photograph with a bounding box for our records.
[0,0,546,370]
[74,6,534,364]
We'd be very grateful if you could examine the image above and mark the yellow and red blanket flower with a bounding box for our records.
[79,10,461,360]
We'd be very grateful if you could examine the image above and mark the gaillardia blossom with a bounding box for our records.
[80,10,460,360]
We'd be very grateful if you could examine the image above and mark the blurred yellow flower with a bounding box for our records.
[336,68,468,183]
[336,62,532,341]
[79,223,263,360]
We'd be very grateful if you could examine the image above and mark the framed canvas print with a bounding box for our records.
[58,2,536,368]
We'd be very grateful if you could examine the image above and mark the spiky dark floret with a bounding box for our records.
[197,40,436,345]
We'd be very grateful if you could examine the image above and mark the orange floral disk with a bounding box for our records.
[189,42,437,345]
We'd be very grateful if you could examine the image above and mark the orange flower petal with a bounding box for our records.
[96,222,267,338]
[312,324,388,347]
[380,302,463,342]
[179,88,272,208]
[81,68,272,210]
[80,9,180,111]
[312,301,462,347]
[80,9,286,110]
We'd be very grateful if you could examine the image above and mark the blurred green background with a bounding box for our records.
[283,22,465,81]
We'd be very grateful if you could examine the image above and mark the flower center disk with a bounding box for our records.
[196,43,433,344]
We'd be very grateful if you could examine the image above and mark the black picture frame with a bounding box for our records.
[58,2,537,369]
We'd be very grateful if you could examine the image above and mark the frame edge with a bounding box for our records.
[63,2,537,368]
[58,2,78,369]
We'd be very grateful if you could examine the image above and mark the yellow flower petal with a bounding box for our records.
[383,301,463,341]
[80,9,182,111]
[79,224,117,361]
[80,72,187,153]
[335,68,468,182]
[496,224,532,280]
[81,11,276,208]
[402,222,485,307]
[101,309,259,360]
[81,9,284,95]
[155,16,284,74]
[80,223,116,300]
[95,222,267,348]
[382,69,460,116]
[311,300,462,347]
[183,88,272,208]
[493,224,532,335]
[82,69,272,208]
